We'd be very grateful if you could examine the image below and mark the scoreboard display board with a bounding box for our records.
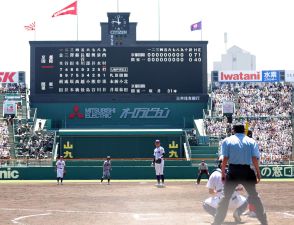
[30,42,207,103]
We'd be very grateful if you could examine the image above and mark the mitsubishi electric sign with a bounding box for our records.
[68,105,170,120]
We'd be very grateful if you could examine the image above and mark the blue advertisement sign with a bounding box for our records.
[262,70,280,82]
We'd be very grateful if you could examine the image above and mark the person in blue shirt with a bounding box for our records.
[211,123,268,225]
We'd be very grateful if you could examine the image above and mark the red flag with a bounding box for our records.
[24,21,35,31]
[52,1,77,18]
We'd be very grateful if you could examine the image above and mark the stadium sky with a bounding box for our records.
[0,0,293,83]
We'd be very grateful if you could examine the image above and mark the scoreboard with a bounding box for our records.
[30,42,208,103]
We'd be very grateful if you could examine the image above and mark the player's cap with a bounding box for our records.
[107,156,111,159]
[155,139,160,143]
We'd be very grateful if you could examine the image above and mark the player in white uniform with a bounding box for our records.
[202,159,248,223]
[152,140,165,186]
[56,156,66,185]
[101,156,112,185]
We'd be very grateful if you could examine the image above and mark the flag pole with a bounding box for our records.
[224,32,228,52]
[117,0,119,12]
[76,1,79,40]
[158,0,161,40]
[201,20,203,41]
[34,22,36,40]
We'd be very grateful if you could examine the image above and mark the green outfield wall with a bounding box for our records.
[0,165,293,180]
[59,129,184,159]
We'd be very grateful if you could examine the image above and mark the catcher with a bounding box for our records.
[202,158,248,223]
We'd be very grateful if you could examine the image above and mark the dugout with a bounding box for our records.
[58,128,185,160]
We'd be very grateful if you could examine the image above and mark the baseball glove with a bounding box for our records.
[155,158,162,164]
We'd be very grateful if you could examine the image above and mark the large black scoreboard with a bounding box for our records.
[30,13,208,103]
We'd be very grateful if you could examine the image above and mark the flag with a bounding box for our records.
[191,21,202,31]
[52,1,77,18]
[24,21,35,31]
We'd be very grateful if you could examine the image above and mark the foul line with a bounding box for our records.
[12,213,51,224]
[1,207,159,216]
[282,211,294,218]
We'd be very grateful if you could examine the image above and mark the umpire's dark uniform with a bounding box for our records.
[212,123,268,225]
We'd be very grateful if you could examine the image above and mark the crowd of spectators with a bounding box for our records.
[0,121,11,161]
[211,82,292,117]
[0,83,26,93]
[205,82,293,164]
[14,120,54,160]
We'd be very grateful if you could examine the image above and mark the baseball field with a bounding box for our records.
[0,180,293,225]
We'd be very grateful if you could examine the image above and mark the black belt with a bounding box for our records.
[229,164,250,168]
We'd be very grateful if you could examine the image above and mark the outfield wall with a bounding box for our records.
[0,165,293,180]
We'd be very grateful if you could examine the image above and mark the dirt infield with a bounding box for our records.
[0,180,293,225]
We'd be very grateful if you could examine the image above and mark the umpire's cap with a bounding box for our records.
[233,122,245,133]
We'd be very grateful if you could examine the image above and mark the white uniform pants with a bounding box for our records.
[57,169,64,178]
[155,160,164,175]
[204,193,247,209]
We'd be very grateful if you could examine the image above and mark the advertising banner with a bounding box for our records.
[261,70,280,82]
[285,70,294,82]
[3,100,17,115]
[218,71,262,82]
[218,70,281,83]
[0,72,19,84]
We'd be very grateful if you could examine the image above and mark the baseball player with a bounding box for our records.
[56,155,66,185]
[202,158,248,223]
[197,160,210,184]
[101,156,112,185]
[152,139,165,186]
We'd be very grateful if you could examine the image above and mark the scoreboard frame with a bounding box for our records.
[30,40,208,103]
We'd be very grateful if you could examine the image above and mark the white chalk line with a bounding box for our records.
[281,211,294,218]
[2,208,294,224]
[11,213,51,224]
[0,207,153,216]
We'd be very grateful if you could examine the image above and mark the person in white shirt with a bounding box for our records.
[203,158,248,223]
[56,156,66,185]
[152,140,165,186]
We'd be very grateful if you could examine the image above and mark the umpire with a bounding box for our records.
[211,122,268,225]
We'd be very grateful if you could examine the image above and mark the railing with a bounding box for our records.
[29,108,37,123]
[0,158,53,167]
[52,133,59,160]
[183,130,191,161]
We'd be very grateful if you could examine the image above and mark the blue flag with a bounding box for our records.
[191,21,202,31]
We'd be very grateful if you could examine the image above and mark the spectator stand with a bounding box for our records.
[204,82,293,165]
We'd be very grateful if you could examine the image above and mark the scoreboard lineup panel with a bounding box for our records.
[31,43,207,102]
